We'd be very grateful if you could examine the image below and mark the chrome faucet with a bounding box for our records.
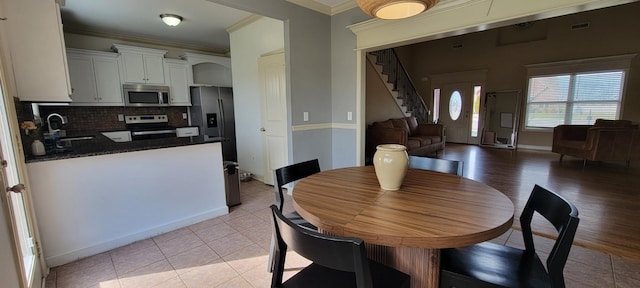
[47,113,67,134]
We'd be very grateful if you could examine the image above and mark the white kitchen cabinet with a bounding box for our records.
[1,0,71,102]
[165,59,192,106]
[112,44,167,85]
[67,55,97,103]
[66,49,123,106]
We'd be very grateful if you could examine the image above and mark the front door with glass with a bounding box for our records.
[438,82,481,144]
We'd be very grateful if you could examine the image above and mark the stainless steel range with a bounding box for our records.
[125,115,176,140]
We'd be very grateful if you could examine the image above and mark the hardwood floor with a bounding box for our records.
[439,144,640,261]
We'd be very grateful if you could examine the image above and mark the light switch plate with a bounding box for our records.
[182,113,188,120]
[347,111,353,121]
[303,112,309,122]
[118,114,124,122]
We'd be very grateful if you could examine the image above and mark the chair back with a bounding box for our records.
[270,205,373,288]
[520,185,580,287]
[408,156,464,176]
[273,159,320,211]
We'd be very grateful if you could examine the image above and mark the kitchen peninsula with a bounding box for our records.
[26,141,227,267]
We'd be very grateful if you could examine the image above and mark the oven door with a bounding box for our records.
[130,129,177,140]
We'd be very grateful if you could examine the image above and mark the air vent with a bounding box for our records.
[571,22,590,30]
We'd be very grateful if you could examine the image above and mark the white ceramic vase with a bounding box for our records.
[31,139,46,156]
[373,144,408,191]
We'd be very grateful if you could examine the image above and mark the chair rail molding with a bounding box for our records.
[292,123,357,131]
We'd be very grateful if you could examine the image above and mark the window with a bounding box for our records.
[433,88,440,123]
[525,72,623,128]
[471,85,481,137]
[449,91,462,120]
[524,55,634,129]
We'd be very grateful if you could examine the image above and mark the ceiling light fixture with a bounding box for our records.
[357,0,440,20]
[160,14,183,26]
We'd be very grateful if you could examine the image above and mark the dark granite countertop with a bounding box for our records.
[25,133,220,163]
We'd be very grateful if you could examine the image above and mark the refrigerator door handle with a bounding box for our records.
[218,98,225,140]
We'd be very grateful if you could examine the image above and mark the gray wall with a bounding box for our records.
[210,0,335,166]
[330,8,370,168]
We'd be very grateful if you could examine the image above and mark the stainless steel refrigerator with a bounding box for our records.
[190,86,238,162]
[190,86,241,206]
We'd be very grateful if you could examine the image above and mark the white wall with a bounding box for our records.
[229,17,284,181]
[27,143,227,267]
[0,203,21,288]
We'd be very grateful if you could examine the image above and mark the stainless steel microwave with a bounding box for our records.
[123,84,170,107]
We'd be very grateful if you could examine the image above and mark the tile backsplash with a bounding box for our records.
[16,101,189,133]
[15,101,190,157]
[35,106,189,132]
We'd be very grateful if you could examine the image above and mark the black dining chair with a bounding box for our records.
[408,155,464,176]
[270,205,411,288]
[439,184,580,288]
[268,159,320,272]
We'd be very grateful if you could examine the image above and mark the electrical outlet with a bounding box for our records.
[347,112,353,121]
[182,113,187,120]
[118,114,124,122]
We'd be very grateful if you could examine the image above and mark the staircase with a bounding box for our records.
[367,49,430,123]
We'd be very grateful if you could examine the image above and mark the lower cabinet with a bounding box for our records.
[67,49,123,106]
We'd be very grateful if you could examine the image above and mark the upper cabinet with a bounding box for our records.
[164,59,192,106]
[1,0,72,102]
[112,44,166,85]
[67,49,123,106]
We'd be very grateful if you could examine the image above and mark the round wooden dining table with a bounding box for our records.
[292,166,514,288]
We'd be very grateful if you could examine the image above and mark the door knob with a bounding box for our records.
[6,184,25,193]
[260,128,266,132]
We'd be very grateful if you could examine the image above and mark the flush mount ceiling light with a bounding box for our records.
[160,14,183,26]
[357,0,440,20]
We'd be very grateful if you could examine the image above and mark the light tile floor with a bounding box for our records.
[45,180,640,288]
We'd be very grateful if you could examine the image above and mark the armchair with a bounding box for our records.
[552,119,640,167]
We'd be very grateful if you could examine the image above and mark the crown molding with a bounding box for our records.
[287,0,358,16]
[64,28,228,55]
[332,1,359,15]
[287,0,332,15]
[226,15,263,33]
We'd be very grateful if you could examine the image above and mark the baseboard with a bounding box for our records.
[44,206,229,267]
[517,144,552,151]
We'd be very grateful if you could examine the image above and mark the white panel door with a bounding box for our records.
[259,52,288,186]
[0,78,45,287]
[440,82,473,143]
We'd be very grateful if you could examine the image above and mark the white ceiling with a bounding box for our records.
[60,0,354,54]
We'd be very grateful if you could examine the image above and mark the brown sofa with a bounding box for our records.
[366,116,444,160]
[552,119,640,166]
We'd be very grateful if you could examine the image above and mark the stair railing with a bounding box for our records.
[370,49,430,123]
